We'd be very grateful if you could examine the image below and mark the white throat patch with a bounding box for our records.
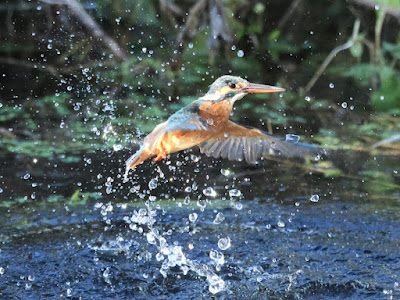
[231,92,246,103]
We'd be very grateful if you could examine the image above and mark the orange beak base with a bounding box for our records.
[243,83,285,93]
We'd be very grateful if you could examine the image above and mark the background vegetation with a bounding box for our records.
[0,0,399,165]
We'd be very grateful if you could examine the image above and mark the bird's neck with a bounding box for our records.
[198,100,232,129]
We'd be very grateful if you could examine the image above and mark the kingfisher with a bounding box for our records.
[124,75,324,178]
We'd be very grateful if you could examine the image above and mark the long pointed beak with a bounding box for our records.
[242,83,285,93]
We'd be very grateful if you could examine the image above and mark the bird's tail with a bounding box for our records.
[124,144,150,180]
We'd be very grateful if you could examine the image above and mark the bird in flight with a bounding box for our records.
[125,75,325,178]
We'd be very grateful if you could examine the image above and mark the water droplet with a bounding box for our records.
[113,144,123,151]
[220,169,230,176]
[103,267,110,279]
[105,177,113,194]
[235,202,243,210]
[277,220,285,228]
[218,237,231,250]
[156,252,164,261]
[285,134,300,143]
[203,187,217,197]
[305,96,311,102]
[329,83,334,88]
[213,212,225,224]
[207,118,214,125]
[0,267,4,275]
[237,50,244,57]
[147,232,156,244]
[169,246,186,266]
[341,102,347,108]
[66,86,72,91]
[310,194,319,202]
[208,275,225,294]
[380,95,384,101]
[190,154,200,162]
[23,173,30,180]
[184,196,190,205]
[229,189,241,197]
[209,250,224,265]
[148,178,158,190]
[189,213,198,222]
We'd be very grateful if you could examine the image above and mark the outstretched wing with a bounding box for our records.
[198,121,325,163]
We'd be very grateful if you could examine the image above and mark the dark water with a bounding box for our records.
[0,150,399,299]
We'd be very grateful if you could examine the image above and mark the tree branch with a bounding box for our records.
[276,0,304,31]
[42,0,129,61]
[304,19,361,93]
[350,0,400,21]
[170,0,208,71]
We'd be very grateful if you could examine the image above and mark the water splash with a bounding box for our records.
[124,200,226,294]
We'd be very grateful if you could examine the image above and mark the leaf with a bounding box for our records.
[350,41,363,58]
[371,67,400,111]
[383,42,400,60]
[70,190,80,202]
[375,0,400,8]
[268,30,280,41]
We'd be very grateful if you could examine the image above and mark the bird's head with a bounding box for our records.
[202,75,285,103]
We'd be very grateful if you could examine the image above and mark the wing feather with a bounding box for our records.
[236,138,244,161]
[228,139,239,161]
[221,139,232,158]
[199,121,325,163]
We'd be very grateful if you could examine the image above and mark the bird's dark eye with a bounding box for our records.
[229,83,236,89]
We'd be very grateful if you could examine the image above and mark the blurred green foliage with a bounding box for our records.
[0,0,399,163]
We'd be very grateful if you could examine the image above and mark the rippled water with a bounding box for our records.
[0,150,399,299]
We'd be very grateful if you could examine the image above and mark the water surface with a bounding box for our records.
[0,150,399,299]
